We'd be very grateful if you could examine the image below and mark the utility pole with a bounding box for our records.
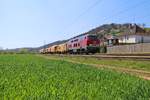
[43,40,46,53]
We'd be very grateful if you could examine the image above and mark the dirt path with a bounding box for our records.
[38,55,150,80]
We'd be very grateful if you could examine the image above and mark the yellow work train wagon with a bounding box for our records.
[41,43,68,54]
[57,43,68,53]
[50,45,59,53]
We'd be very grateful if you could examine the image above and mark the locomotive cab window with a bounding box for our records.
[88,35,98,40]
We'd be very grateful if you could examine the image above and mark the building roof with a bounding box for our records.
[69,33,97,40]
[115,24,150,37]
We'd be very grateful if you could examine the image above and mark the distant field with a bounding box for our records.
[46,55,150,71]
[0,54,150,99]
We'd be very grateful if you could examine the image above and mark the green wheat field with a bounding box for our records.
[0,54,150,99]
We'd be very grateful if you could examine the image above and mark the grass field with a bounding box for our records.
[0,54,150,99]
[46,55,150,71]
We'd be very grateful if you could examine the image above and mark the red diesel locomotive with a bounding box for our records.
[67,34,100,54]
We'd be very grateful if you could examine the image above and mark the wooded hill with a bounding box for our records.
[6,23,149,53]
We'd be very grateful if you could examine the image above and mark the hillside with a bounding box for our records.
[5,47,39,53]
[5,40,68,53]
[38,40,68,50]
[6,23,148,52]
[86,23,146,39]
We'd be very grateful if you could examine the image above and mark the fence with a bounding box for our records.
[107,43,150,54]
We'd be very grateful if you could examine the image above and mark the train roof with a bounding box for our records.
[69,33,97,40]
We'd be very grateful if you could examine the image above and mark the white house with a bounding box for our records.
[118,34,150,44]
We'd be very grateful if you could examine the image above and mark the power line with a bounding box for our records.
[102,0,149,23]
[64,0,149,37]
[65,0,103,31]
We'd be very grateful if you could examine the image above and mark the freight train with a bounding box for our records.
[40,34,100,54]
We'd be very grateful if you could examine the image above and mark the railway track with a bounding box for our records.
[51,54,150,61]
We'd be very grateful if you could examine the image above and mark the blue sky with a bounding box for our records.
[0,0,149,49]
